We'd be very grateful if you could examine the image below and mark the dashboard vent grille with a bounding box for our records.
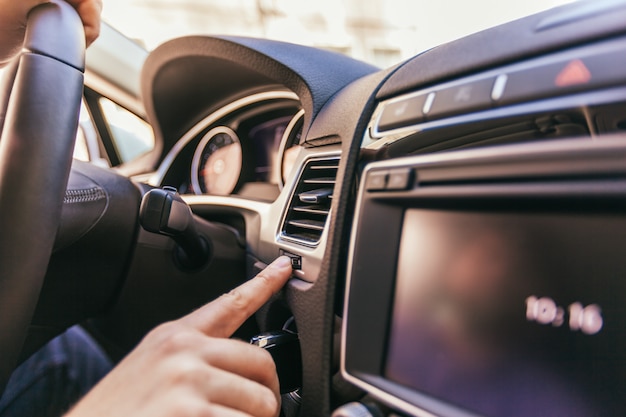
[281,157,339,245]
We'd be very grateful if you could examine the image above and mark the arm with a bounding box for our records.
[65,256,294,417]
[0,0,102,67]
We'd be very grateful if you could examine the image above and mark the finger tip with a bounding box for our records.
[273,255,293,269]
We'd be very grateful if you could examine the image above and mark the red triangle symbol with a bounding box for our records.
[555,59,591,87]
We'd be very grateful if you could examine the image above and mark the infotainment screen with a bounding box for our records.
[386,208,626,417]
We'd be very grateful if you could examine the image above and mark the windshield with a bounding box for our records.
[104,0,576,67]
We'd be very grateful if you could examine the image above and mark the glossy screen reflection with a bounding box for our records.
[386,209,626,417]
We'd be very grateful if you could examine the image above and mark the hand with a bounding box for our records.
[65,256,293,417]
[64,0,103,46]
[0,0,102,66]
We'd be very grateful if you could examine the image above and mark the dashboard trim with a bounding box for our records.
[182,194,271,214]
[277,109,305,190]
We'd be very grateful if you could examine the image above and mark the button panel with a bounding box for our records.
[374,37,626,134]
[366,169,414,192]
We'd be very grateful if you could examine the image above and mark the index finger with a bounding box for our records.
[182,256,293,337]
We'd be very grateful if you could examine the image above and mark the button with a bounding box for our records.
[365,171,387,191]
[386,168,413,190]
[279,250,302,270]
[377,94,427,131]
[497,49,626,105]
[427,77,496,119]
[572,50,626,85]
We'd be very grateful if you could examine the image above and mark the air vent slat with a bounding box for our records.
[280,157,339,246]
[304,178,336,184]
[288,219,326,231]
[293,205,330,215]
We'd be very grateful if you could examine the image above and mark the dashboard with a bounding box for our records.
[135,2,626,417]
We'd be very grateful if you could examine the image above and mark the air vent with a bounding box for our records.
[281,157,339,245]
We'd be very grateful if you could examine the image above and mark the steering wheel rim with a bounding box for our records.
[0,1,85,391]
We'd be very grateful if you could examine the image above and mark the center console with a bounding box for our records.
[342,137,626,417]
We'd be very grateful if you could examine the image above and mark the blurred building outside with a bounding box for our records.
[104,0,575,68]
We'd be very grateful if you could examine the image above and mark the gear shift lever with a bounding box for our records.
[139,187,210,270]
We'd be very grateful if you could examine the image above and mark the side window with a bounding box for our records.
[73,115,90,162]
[74,101,110,167]
[98,97,154,164]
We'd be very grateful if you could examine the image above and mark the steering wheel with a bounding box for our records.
[0,1,85,391]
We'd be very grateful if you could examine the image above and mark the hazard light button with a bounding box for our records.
[495,49,626,105]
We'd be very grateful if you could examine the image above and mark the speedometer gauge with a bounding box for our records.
[191,127,242,195]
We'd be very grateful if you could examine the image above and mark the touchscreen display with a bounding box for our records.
[386,209,626,417]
